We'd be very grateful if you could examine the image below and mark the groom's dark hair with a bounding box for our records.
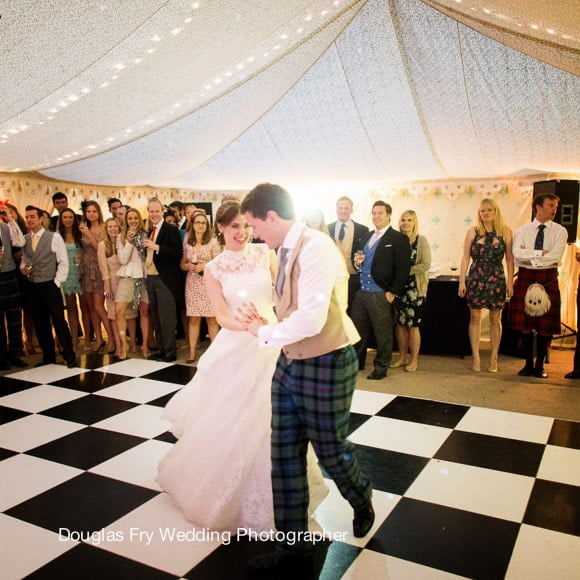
[241,183,295,220]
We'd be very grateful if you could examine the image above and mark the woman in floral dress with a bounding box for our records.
[392,210,431,372]
[459,199,514,372]
[181,211,221,363]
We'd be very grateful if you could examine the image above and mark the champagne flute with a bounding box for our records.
[354,250,365,271]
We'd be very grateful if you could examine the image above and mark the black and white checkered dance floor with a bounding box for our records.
[1,355,579,578]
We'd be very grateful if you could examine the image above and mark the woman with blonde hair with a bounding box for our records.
[79,200,114,351]
[97,218,123,355]
[392,210,431,372]
[181,210,221,363]
[459,198,514,372]
[116,207,150,359]
[304,208,328,234]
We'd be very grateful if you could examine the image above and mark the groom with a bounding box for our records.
[241,184,374,569]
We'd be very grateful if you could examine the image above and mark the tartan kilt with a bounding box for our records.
[508,268,560,335]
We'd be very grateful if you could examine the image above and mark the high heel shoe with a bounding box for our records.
[91,340,106,353]
[471,357,481,372]
[390,359,408,368]
[405,362,418,372]
[488,355,498,373]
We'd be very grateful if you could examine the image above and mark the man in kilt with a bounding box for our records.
[241,184,373,571]
[0,207,27,369]
[510,193,567,378]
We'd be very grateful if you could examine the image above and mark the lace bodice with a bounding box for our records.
[206,243,275,323]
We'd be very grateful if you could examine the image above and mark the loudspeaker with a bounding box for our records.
[533,180,579,243]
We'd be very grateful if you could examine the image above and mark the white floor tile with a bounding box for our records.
[0,455,82,510]
[7,364,85,384]
[87,493,221,576]
[351,390,396,415]
[455,407,553,444]
[310,480,400,548]
[349,416,451,457]
[89,439,173,491]
[0,514,78,580]
[96,377,181,404]
[0,385,87,413]
[343,550,468,579]
[95,359,172,377]
[0,414,85,452]
[506,524,580,580]
[537,445,580,487]
[93,404,171,438]
[405,459,535,522]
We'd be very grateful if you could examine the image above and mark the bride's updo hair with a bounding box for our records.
[215,200,241,245]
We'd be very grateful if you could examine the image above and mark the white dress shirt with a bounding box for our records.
[258,222,359,349]
[513,219,568,269]
[21,228,69,287]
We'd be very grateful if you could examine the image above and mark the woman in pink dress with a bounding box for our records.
[181,211,221,363]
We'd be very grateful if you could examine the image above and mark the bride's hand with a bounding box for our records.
[237,302,260,323]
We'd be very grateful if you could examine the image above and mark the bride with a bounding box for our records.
[157,201,327,532]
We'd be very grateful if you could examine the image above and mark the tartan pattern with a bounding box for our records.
[271,345,372,539]
[508,268,561,335]
[0,271,22,356]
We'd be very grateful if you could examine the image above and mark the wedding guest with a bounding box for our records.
[79,201,113,352]
[0,205,26,369]
[181,211,221,363]
[304,208,328,234]
[58,209,83,349]
[509,193,566,379]
[116,208,150,359]
[97,218,123,356]
[107,197,122,218]
[459,199,514,372]
[21,206,76,368]
[392,210,431,372]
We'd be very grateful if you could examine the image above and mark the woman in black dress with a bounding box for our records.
[459,199,514,372]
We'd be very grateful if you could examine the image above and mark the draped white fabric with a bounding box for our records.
[0,0,578,188]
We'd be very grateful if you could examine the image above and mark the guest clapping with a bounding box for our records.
[458,199,513,372]
[181,211,221,364]
[392,211,431,372]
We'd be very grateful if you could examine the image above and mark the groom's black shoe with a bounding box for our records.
[367,370,386,380]
[353,503,375,537]
[248,548,312,574]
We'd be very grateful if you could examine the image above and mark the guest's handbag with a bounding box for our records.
[524,283,551,317]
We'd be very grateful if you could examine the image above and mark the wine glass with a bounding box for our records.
[449,260,459,281]
[354,250,365,271]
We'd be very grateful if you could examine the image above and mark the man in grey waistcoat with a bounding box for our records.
[21,206,76,368]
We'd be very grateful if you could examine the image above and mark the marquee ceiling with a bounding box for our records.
[1,0,578,189]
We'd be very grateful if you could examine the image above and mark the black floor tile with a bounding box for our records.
[40,394,137,425]
[0,446,17,460]
[6,472,158,534]
[377,396,469,428]
[142,364,197,385]
[50,371,133,393]
[320,444,428,495]
[0,375,41,395]
[154,431,177,444]
[434,430,545,476]
[548,419,580,450]
[27,542,174,579]
[27,427,147,470]
[148,392,177,408]
[523,479,580,536]
[0,405,29,425]
[348,412,370,435]
[74,352,122,370]
[368,497,519,579]
[187,538,332,580]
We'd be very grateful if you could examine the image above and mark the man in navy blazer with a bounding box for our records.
[328,196,369,312]
[351,201,411,379]
[144,198,183,362]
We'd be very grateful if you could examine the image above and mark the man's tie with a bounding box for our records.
[275,247,289,297]
[534,224,546,251]
[149,225,157,240]
[368,230,381,248]
[338,223,346,241]
[31,233,39,252]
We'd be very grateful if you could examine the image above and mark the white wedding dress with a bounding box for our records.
[157,243,327,532]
